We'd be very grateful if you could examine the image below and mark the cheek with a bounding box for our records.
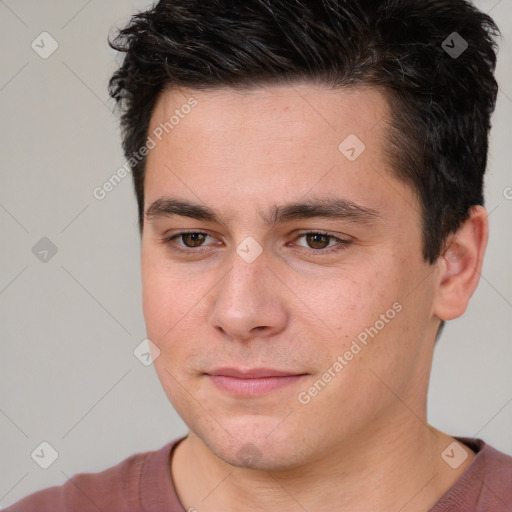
[141,256,167,335]
[142,271,193,342]
[141,248,184,342]
[319,264,414,376]
[141,252,216,359]
[310,266,396,333]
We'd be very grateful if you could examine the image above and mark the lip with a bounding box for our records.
[207,367,303,378]
[205,368,307,396]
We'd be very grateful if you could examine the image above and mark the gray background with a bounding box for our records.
[0,0,511,507]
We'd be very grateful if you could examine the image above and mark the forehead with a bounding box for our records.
[149,83,389,143]
[143,84,417,227]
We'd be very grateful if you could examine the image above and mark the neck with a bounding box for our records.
[171,419,474,512]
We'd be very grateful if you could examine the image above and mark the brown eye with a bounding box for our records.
[161,231,220,254]
[292,231,351,255]
[305,233,331,250]
[181,233,207,247]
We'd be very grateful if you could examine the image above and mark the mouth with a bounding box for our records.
[205,367,308,396]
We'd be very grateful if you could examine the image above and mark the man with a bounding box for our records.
[5,0,511,511]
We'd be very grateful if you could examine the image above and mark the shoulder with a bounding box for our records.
[459,437,512,510]
[2,441,177,512]
[478,440,512,503]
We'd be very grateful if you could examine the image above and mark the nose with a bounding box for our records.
[208,248,289,342]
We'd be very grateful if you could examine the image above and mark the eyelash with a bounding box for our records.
[160,231,352,256]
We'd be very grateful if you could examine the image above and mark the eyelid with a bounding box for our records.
[291,230,352,254]
[292,229,351,242]
[162,230,219,251]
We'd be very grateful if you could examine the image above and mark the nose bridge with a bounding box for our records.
[221,247,274,313]
[209,245,287,340]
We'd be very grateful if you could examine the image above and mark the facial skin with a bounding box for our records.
[141,84,488,511]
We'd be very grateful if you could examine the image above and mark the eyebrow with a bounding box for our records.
[145,197,381,226]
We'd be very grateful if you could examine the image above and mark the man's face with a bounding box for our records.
[141,84,440,469]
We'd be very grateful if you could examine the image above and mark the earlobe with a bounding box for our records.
[433,206,489,321]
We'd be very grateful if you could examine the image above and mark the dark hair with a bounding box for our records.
[108,0,499,265]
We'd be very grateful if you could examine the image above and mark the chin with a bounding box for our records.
[195,414,309,471]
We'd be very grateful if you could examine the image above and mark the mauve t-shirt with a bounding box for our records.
[3,436,511,511]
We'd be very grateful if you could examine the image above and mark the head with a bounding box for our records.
[108,0,498,469]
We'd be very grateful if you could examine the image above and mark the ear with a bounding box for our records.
[433,206,489,321]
